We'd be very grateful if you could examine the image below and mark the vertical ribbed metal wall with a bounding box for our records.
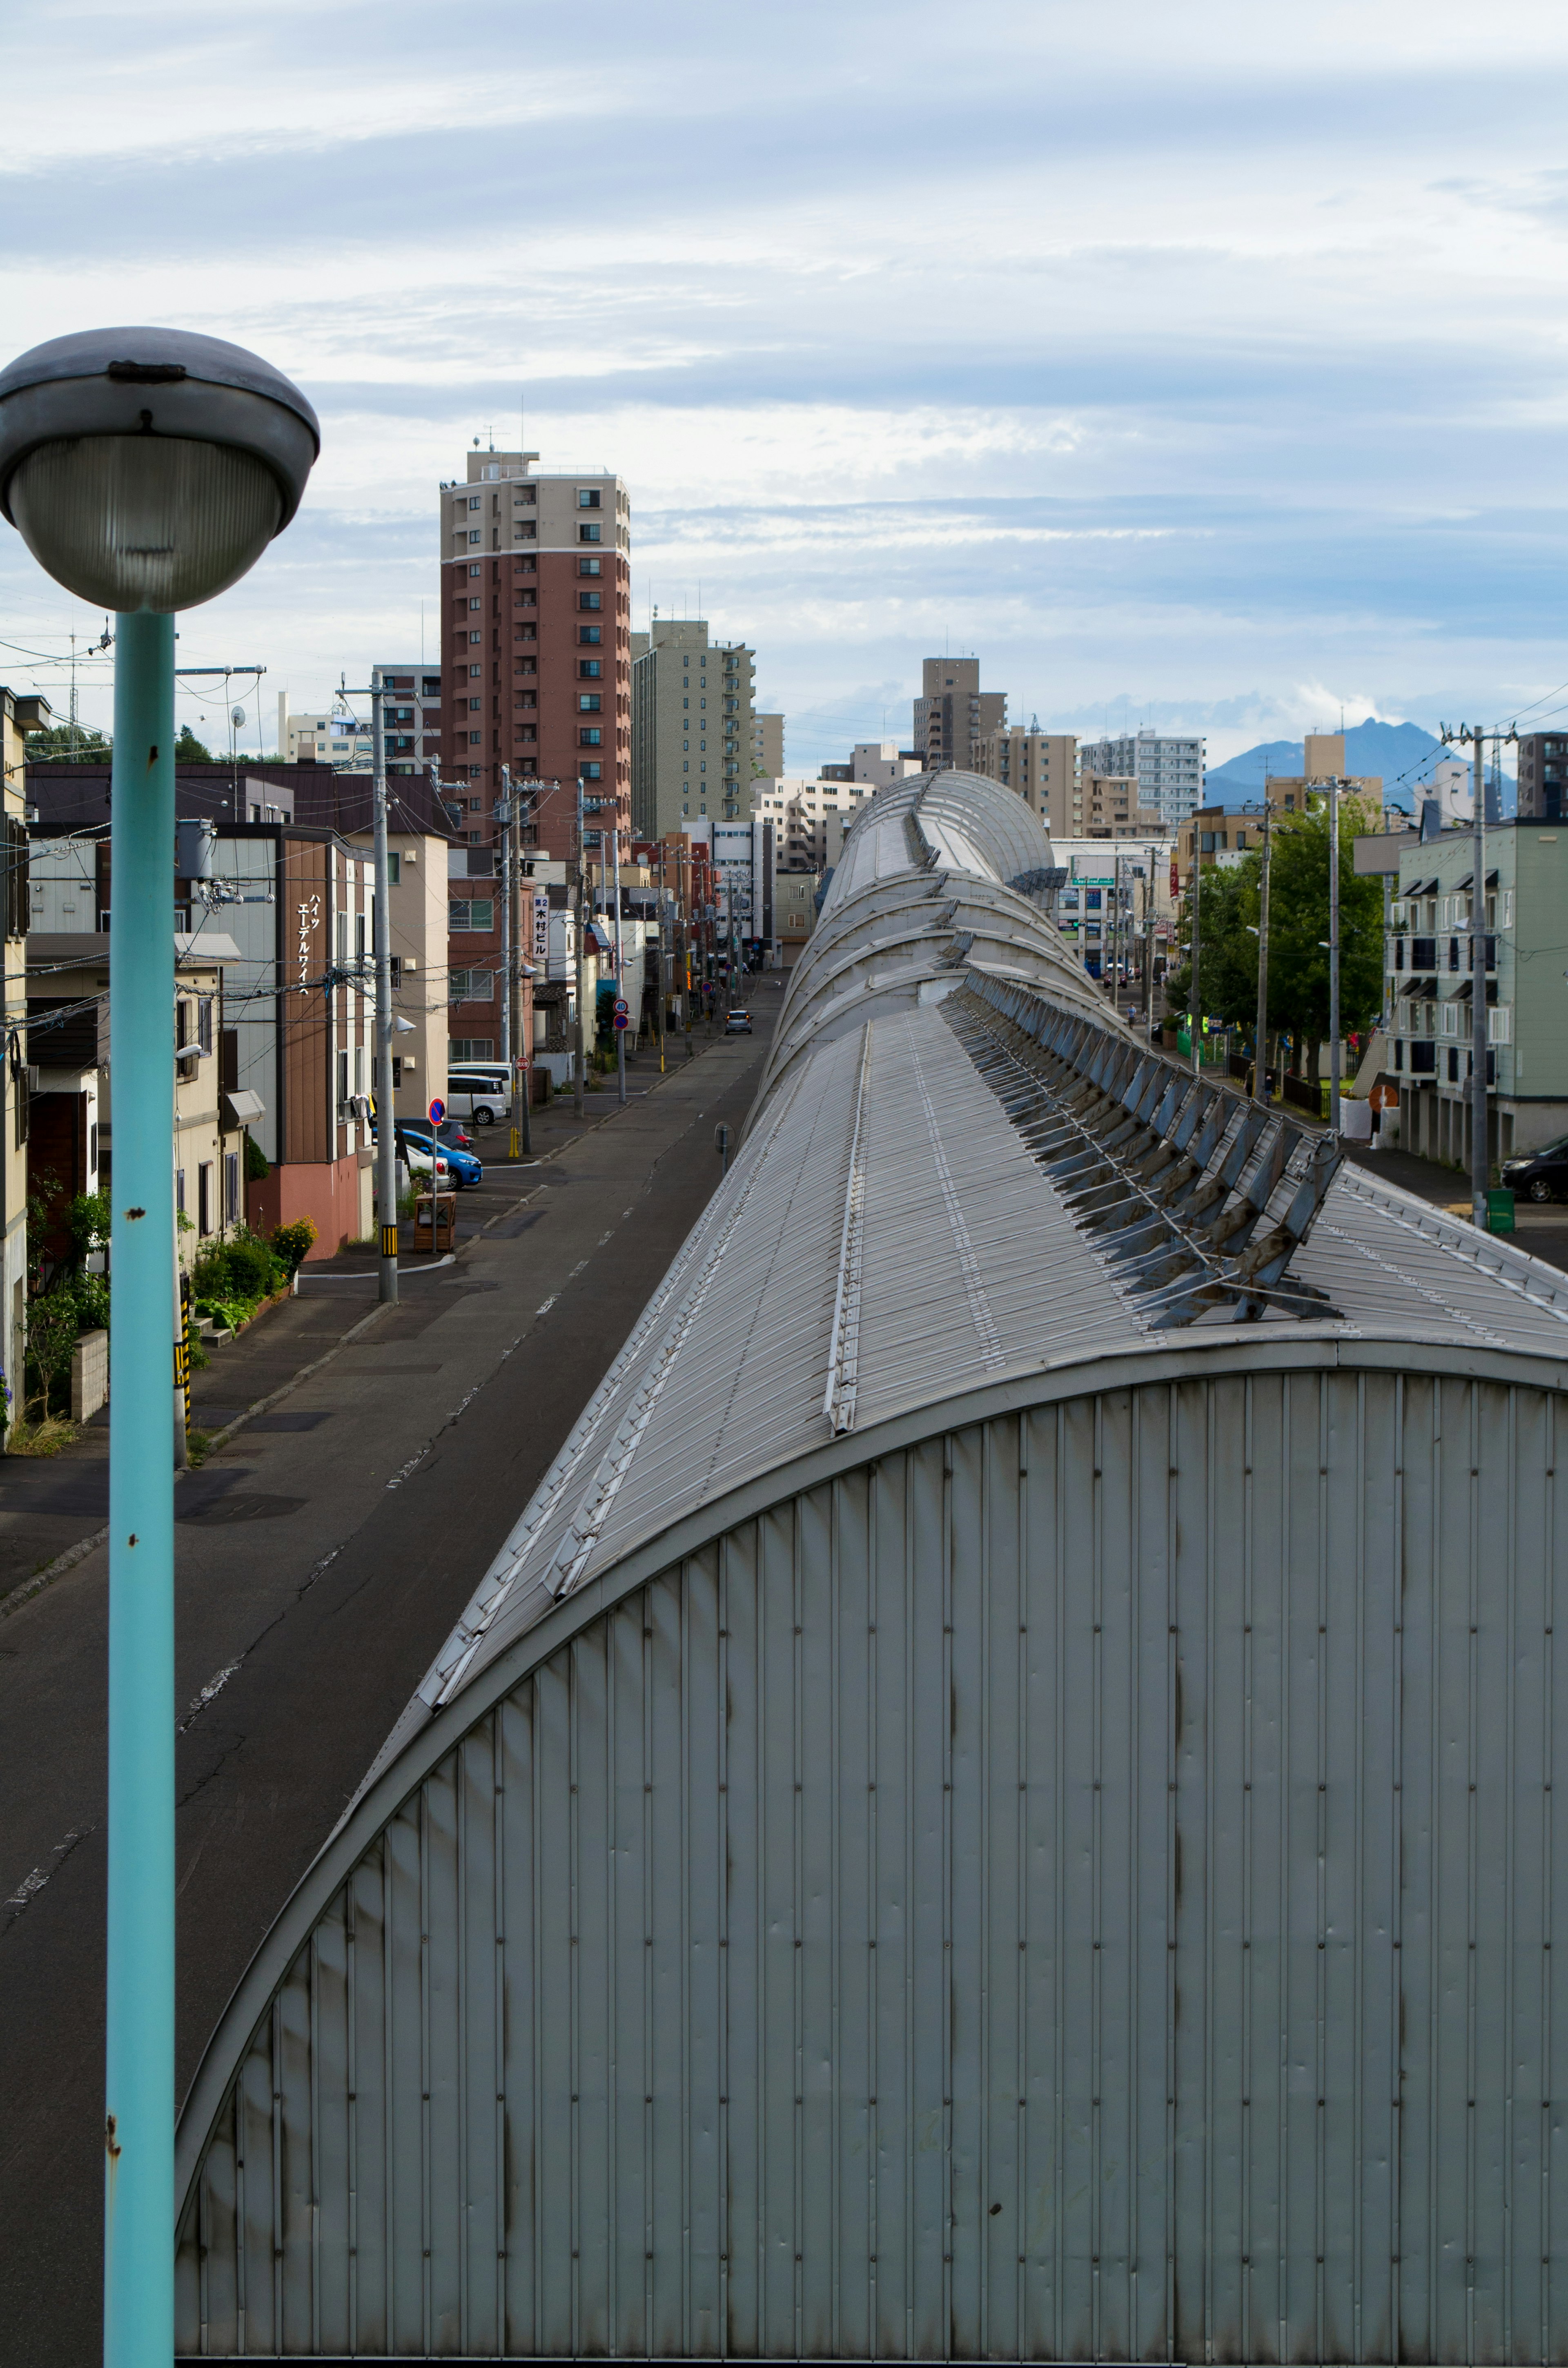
[178,1365,1568,2360]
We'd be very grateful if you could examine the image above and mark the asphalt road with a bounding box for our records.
[0,1001,776,2368]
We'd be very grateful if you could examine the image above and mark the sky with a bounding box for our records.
[2,0,1568,773]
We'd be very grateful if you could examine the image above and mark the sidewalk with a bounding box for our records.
[1344,1139,1568,1276]
[0,1030,732,1613]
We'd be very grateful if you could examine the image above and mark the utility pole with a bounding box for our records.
[574,776,587,1117]
[499,764,513,1080]
[612,805,626,1106]
[1328,776,1343,1133]
[1454,724,1489,1227]
[1189,828,1202,1078]
[339,672,399,1302]
[1253,801,1272,1105]
[655,841,667,1074]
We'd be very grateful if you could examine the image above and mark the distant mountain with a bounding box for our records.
[1205,718,1450,812]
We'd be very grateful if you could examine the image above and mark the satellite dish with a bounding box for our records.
[232,706,246,730]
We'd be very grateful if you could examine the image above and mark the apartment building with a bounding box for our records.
[819,741,922,790]
[439,444,630,1074]
[753,776,875,872]
[972,726,1077,832]
[1,687,47,1418]
[912,657,1006,772]
[1516,734,1568,822]
[278,702,374,770]
[630,619,757,838]
[751,712,785,780]
[1262,732,1381,815]
[1386,823,1568,1166]
[439,445,630,854]
[1078,728,1205,825]
[1081,771,1167,840]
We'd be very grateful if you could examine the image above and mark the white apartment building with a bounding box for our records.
[753,776,875,872]
[1078,729,1205,825]
[630,620,757,837]
[821,741,923,790]
[751,712,785,780]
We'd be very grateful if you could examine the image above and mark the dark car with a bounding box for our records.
[436,1118,475,1153]
[1502,1133,1568,1203]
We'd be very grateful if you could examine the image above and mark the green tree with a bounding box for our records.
[1165,858,1263,1031]
[174,725,214,762]
[1263,797,1385,1075]
[25,723,111,763]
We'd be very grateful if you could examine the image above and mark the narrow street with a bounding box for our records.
[0,1006,775,2368]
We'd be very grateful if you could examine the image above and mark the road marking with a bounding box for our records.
[535,1294,557,1314]
[3,1824,94,1929]
[599,1230,613,1245]
[178,1659,242,1733]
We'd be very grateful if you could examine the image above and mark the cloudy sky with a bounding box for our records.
[2,0,1567,770]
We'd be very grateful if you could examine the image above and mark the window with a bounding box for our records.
[579,660,602,679]
[197,1162,213,1238]
[386,852,402,885]
[469,664,481,679]
[198,997,214,1055]
[469,630,481,645]
[578,693,602,712]
[337,1050,349,1109]
[450,1038,496,1062]
[449,899,495,932]
[1489,1003,1512,1045]
[224,1152,239,1226]
[468,496,481,511]
[579,557,602,577]
[577,488,602,508]
[579,625,602,645]
[579,593,602,611]
[468,597,481,611]
[468,563,481,577]
[468,530,481,545]
[422,675,441,696]
[581,762,603,780]
[579,523,602,543]
[450,969,496,1000]
[468,696,482,712]
[579,728,603,747]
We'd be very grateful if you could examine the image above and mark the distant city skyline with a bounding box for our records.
[2,2,1566,777]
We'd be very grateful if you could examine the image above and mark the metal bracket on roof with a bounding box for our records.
[824,1023,873,1435]
[947,978,1345,1327]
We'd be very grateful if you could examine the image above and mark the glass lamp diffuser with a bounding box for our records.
[8,435,281,613]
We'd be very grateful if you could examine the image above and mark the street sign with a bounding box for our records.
[614,1010,630,1031]
[429,1097,445,1124]
[613,996,629,1015]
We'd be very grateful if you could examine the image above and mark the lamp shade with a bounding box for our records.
[0,327,318,613]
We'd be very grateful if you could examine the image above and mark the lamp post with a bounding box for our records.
[0,326,317,2368]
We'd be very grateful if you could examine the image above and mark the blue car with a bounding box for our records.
[387,1119,484,1189]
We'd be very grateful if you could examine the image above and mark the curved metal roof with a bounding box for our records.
[340,772,1568,1803]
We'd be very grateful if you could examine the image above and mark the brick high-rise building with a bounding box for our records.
[439,446,631,853]
[437,445,631,1065]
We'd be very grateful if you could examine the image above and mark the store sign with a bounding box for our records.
[532,891,550,961]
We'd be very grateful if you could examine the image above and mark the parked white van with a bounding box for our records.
[445,1067,511,1126]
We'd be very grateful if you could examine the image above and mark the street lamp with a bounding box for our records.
[0,326,317,2368]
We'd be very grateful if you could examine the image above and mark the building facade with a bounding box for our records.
[630,619,757,838]
[820,740,922,790]
[1516,732,1568,822]
[912,656,1006,772]
[750,710,784,781]
[2,687,47,1420]
[971,726,1077,831]
[439,446,630,863]
[1386,822,1568,1166]
[753,776,875,872]
[1078,727,1205,825]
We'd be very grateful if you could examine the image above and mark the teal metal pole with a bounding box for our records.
[103,608,176,2368]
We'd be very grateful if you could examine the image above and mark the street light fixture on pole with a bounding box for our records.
[0,325,317,2368]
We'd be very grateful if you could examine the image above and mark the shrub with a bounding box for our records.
[68,1271,111,1335]
[272,1217,318,1274]
[220,1229,274,1301]
[26,1291,78,1420]
[244,1133,270,1182]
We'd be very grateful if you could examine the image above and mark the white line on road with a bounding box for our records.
[535,1294,557,1314]
[178,1660,242,1733]
[3,1824,95,1926]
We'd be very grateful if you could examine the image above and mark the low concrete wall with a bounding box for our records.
[245,1156,369,1260]
[70,1327,109,1423]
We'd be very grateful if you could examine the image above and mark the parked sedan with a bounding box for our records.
[395,1121,483,1189]
[1501,1134,1568,1204]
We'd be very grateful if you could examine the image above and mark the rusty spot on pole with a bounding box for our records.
[124,1207,146,1221]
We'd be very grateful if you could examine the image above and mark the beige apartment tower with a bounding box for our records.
[913,658,1006,772]
[630,620,757,839]
[972,727,1078,833]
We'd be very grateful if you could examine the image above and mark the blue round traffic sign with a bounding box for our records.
[613,1011,630,1031]
[429,1097,445,1123]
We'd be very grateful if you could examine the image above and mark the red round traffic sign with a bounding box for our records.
[429,1097,445,1123]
